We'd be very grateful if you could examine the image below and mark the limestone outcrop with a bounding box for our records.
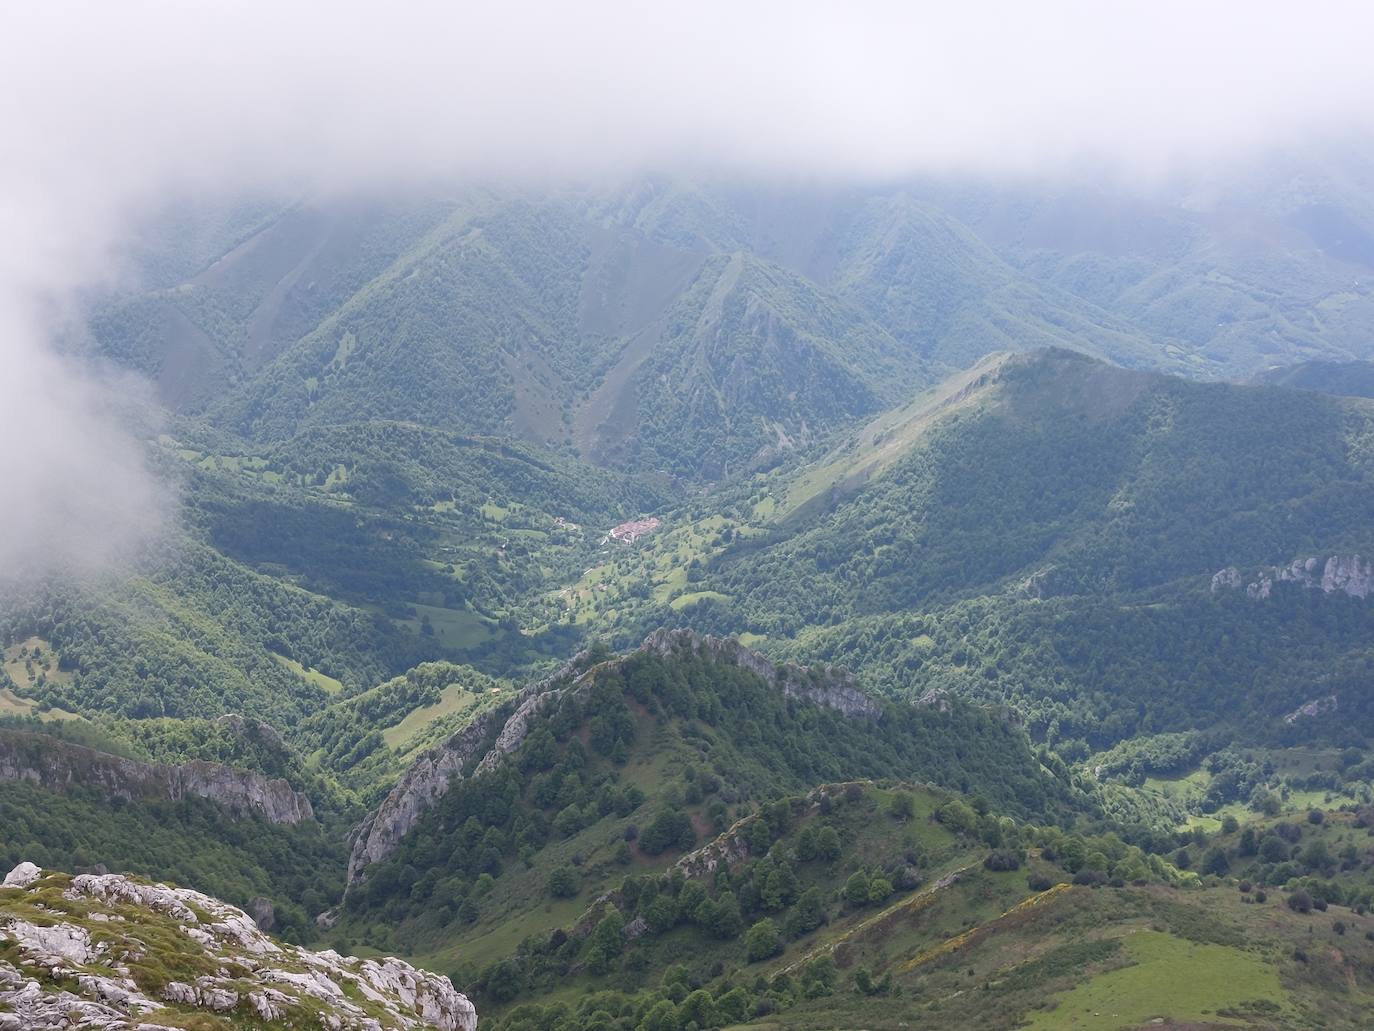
[0,862,476,1031]
[345,651,587,886]
[641,628,882,720]
[0,730,314,825]
[1211,554,1374,602]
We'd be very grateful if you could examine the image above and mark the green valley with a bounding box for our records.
[9,172,1374,1030]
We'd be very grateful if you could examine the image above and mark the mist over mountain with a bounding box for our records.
[9,4,1374,1028]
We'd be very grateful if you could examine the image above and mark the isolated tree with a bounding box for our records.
[937,799,978,834]
[547,866,579,899]
[888,791,916,821]
[745,918,782,962]
[792,886,827,935]
[1288,888,1314,913]
[715,987,750,1024]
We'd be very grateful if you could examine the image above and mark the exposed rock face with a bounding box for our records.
[215,712,293,754]
[1,862,40,889]
[347,651,589,886]
[1317,554,1374,597]
[916,687,953,713]
[1210,566,1243,593]
[247,896,276,931]
[642,628,882,721]
[1211,555,1374,602]
[0,862,477,1031]
[0,730,314,825]
[347,630,883,886]
[1285,695,1339,724]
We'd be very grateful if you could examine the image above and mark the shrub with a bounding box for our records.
[547,866,579,899]
[745,918,782,962]
[638,810,696,856]
[1288,888,1314,913]
[843,872,871,906]
[936,800,977,835]
[815,826,842,862]
[888,792,916,821]
[984,849,1023,872]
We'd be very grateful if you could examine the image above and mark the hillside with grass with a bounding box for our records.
[602,352,1374,756]
[337,629,1078,917]
[14,165,1374,1029]
[346,768,1374,1031]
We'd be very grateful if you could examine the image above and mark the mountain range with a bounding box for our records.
[7,168,1374,1029]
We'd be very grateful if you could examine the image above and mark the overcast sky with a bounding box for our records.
[4,0,1374,573]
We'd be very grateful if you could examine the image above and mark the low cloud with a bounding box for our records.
[2,0,1374,573]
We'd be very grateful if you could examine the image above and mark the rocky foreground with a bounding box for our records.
[0,862,475,1030]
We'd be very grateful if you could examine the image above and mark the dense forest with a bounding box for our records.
[7,171,1374,1027]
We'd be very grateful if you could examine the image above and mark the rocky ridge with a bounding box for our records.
[0,729,314,825]
[0,862,476,1030]
[345,649,591,887]
[640,628,882,720]
[1211,554,1374,602]
[345,630,880,887]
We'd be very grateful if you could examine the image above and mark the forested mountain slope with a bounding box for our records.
[935,152,1374,377]
[571,350,1374,767]
[713,348,1374,623]
[1255,358,1374,398]
[13,163,1374,1030]
[96,176,1368,483]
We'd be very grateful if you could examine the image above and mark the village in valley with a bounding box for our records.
[603,515,660,545]
[533,480,780,635]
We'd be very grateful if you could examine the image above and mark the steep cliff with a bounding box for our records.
[344,650,590,887]
[640,628,882,720]
[345,630,880,886]
[1211,554,1374,602]
[0,862,475,1031]
[0,730,314,825]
